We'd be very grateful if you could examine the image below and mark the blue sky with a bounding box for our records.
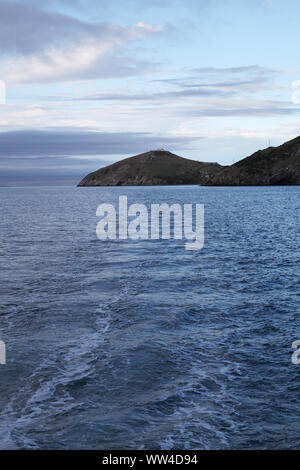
[0,0,300,184]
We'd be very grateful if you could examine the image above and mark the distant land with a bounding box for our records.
[78,150,222,186]
[78,136,300,187]
[204,135,300,186]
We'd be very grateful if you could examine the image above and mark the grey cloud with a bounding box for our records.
[192,65,274,75]
[155,77,270,91]
[0,1,163,83]
[186,105,300,117]
[73,87,230,102]
[58,54,160,83]
[155,65,278,92]
[0,128,201,184]
[0,129,200,157]
[28,0,210,13]
[0,0,112,55]
[74,65,279,102]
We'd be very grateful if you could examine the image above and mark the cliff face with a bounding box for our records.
[205,136,300,186]
[78,150,223,186]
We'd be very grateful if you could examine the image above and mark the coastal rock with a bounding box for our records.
[205,136,300,186]
[78,150,223,186]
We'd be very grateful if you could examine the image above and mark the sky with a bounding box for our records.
[0,0,300,185]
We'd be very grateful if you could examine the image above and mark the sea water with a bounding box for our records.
[0,185,299,449]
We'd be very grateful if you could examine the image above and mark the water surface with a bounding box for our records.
[0,185,299,449]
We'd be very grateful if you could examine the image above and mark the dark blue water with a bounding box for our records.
[0,185,300,449]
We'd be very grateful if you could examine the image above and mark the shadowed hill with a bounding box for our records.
[78,150,223,186]
[205,136,300,186]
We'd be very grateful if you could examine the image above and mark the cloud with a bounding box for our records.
[0,0,100,55]
[155,65,279,93]
[63,64,300,119]
[27,0,211,15]
[0,1,164,83]
[192,65,274,75]
[0,128,202,184]
[0,1,162,55]
[0,129,199,157]
[185,101,300,117]
[73,65,281,102]
[73,87,230,102]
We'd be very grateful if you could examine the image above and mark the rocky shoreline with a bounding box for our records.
[78,136,300,187]
[78,150,222,186]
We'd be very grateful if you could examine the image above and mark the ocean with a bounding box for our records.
[0,185,299,449]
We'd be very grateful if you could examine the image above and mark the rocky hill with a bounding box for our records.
[78,150,223,186]
[205,135,300,186]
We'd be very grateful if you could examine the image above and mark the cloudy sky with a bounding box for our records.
[1,0,300,184]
